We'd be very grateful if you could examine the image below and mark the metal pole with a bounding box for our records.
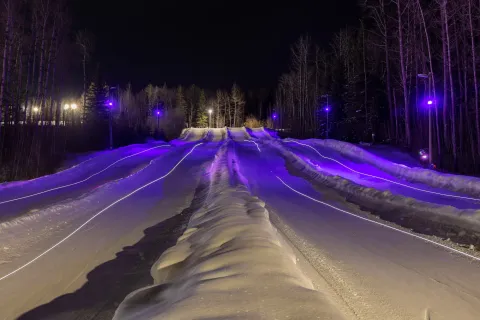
[326,111,329,139]
[109,109,113,150]
[428,74,432,165]
[209,113,211,128]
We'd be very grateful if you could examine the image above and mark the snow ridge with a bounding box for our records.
[311,139,480,197]
[113,141,345,320]
[264,139,480,246]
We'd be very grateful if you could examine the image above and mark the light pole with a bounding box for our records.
[71,103,77,126]
[321,94,331,139]
[33,107,39,124]
[208,109,213,128]
[272,113,277,130]
[64,104,70,126]
[156,110,161,131]
[418,73,433,165]
[107,101,113,150]
[324,106,331,139]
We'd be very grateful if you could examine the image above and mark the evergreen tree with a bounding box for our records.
[195,89,208,127]
[84,81,108,124]
[176,86,187,121]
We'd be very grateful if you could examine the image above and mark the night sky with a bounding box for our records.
[71,0,360,92]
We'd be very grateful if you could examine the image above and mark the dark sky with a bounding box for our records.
[71,0,360,92]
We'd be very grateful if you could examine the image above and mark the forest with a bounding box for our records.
[0,0,246,182]
[2,0,480,182]
[275,0,480,175]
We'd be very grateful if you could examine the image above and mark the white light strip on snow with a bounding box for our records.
[276,175,480,263]
[0,145,171,205]
[286,140,480,202]
[243,140,261,152]
[0,143,203,282]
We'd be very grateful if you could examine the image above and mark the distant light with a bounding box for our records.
[272,113,277,119]
[427,100,433,105]
[109,102,113,106]
[64,104,70,110]
[421,154,428,160]
[156,110,160,116]
[71,104,78,110]
[33,107,39,113]
[325,106,330,112]
[208,109,213,114]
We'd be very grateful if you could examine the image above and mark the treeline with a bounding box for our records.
[0,0,248,182]
[275,0,480,175]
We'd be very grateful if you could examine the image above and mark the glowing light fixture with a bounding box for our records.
[71,104,78,110]
[64,104,70,110]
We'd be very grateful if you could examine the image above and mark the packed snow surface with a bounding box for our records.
[247,126,273,140]
[227,126,251,141]
[114,141,344,320]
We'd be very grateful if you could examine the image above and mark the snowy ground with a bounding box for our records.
[1,128,480,320]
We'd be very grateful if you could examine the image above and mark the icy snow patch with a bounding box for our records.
[114,141,344,320]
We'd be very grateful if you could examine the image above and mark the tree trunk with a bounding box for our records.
[397,0,411,146]
[467,0,480,154]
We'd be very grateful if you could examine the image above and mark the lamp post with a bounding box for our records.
[321,94,331,139]
[272,113,277,131]
[208,109,213,128]
[71,103,77,126]
[107,101,113,150]
[33,107,39,124]
[64,104,70,126]
[418,73,433,165]
[324,106,331,139]
[156,110,160,131]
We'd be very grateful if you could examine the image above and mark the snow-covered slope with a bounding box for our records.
[227,126,251,141]
[310,139,480,197]
[247,126,273,140]
[265,139,480,246]
[205,128,227,141]
[181,128,207,141]
[114,141,344,320]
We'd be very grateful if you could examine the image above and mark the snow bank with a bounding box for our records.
[205,127,227,141]
[265,140,480,246]
[182,128,207,141]
[114,141,345,320]
[309,139,480,197]
[247,127,273,140]
[227,126,251,141]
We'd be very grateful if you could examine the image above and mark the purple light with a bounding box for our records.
[421,154,428,160]
[272,113,277,119]
[325,106,330,112]
[109,102,113,106]
[156,110,160,116]
[427,100,433,105]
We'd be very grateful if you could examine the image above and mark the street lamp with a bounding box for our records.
[71,103,78,110]
[418,73,434,165]
[33,107,39,113]
[106,100,113,149]
[64,104,70,110]
[208,109,213,128]
[324,106,331,139]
